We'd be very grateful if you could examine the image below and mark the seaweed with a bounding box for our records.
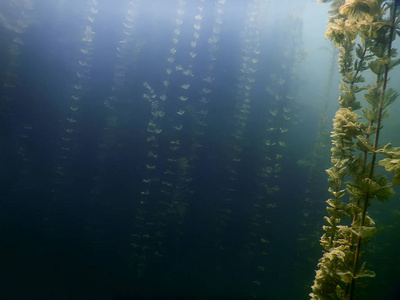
[310,1,400,299]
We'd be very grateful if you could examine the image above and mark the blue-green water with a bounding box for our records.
[0,0,399,299]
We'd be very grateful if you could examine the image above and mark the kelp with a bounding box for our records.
[310,1,400,299]
[378,143,400,184]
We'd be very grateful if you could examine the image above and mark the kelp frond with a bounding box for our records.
[311,0,400,299]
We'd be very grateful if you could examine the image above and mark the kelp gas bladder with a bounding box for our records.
[310,1,400,299]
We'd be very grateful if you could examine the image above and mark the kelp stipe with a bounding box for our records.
[310,1,400,299]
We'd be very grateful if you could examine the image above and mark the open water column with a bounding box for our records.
[1,0,400,299]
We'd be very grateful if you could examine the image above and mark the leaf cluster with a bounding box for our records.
[347,176,393,203]
[310,245,354,300]
[312,0,400,299]
[378,143,400,184]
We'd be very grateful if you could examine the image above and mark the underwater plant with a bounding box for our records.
[311,0,400,299]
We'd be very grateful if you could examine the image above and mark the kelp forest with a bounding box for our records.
[0,0,400,299]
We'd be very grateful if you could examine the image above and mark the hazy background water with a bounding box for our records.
[0,0,399,299]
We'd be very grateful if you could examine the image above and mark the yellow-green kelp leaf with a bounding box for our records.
[356,262,376,279]
[356,135,373,152]
[378,143,400,185]
[336,270,354,284]
[373,176,394,201]
[379,158,400,184]
[333,108,362,137]
[325,18,359,44]
[347,177,393,202]
[378,143,400,157]
[363,84,381,108]
[320,232,333,250]
[393,174,400,185]
[389,58,400,70]
[326,204,348,219]
[328,187,346,199]
[369,59,386,75]
[383,88,398,109]
[362,108,378,123]
[337,225,359,242]
[324,216,338,227]
[326,167,347,180]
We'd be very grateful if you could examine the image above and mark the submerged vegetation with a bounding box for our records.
[3,0,400,298]
[311,0,400,299]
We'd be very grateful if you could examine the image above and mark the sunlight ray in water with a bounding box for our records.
[3,0,400,299]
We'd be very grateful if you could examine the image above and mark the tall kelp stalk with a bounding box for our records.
[310,0,400,299]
